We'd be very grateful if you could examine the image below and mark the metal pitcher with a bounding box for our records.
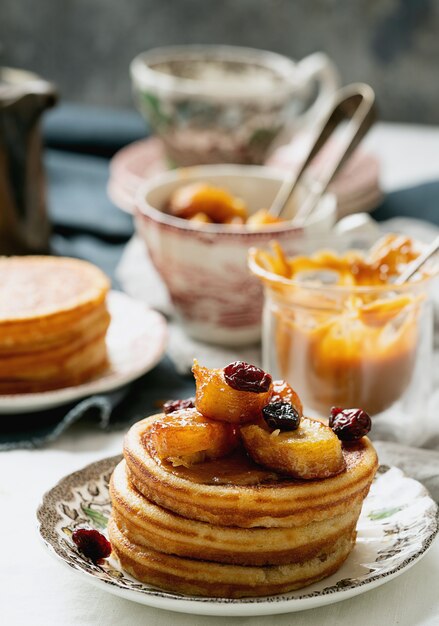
[0,67,57,254]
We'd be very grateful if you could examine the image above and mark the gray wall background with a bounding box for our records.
[1,0,439,123]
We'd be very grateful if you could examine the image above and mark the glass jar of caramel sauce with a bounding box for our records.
[249,235,437,418]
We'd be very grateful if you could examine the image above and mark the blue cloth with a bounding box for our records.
[372,180,439,225]
[1,104,438,449]
[43,104,148,158]
[45,149,134,285]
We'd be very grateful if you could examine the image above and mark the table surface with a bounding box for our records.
[365,122,439,192]
[2,122,439,626]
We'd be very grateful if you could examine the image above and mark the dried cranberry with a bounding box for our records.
[262,402,301,431]
[329,407,371,441]
[223,361,272,393]
[163,397,195,414]
[72,527,111,564]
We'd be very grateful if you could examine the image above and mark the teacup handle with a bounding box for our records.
[294,52,340,127]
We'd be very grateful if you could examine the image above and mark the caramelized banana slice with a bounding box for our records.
[193,360,273,424]
[241,417,345,480]
[271,380,303,417]
[168,183,248,223]
[358,295,415,327]
[149,408,239,467]
[189,212,212,224]
[246,209,283,228]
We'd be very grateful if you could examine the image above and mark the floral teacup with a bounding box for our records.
[131,45,339,166]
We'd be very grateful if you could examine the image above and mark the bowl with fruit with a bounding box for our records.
[135,164,337,345]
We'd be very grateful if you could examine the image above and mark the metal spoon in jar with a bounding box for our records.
[394,235,439,285]
[269,83,377,225]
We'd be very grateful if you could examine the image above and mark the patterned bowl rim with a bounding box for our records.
[135,163,337,237]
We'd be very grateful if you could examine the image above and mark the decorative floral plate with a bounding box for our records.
[37,456,438,616]
[0,292,167,414]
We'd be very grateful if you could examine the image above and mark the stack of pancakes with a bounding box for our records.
[109,416,378,598]
[0,256,110,393]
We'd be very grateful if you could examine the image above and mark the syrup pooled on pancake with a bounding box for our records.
[148,439,279,486]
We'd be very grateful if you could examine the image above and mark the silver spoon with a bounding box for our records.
[269,83,377,224]
[394,235,439,285]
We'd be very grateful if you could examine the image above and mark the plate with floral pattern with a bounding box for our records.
[37,457,438,617]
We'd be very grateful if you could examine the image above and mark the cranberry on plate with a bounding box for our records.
[72,527,111,564]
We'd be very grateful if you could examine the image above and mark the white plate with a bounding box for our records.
[0,291,167,414]
[37,457,438,617]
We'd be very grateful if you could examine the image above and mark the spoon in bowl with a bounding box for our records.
[394,235,439,285]
[269,83,377,225]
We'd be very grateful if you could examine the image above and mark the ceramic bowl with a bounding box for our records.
[130,45,339,166]
[135,165,337,346]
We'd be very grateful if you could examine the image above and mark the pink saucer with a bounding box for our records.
[108,137,168,213]
[108,134,382,216]
[267,132,381,207]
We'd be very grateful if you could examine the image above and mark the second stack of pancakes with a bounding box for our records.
[109,415,378,598]
[0,256,110,393]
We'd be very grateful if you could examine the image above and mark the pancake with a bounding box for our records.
[108,517,356,598]
[123,415,378,528]
[0,333,108,393]
[110,407,378,598]
[110,459,362,566]
[0,303,110,354]
[0,256,109,322]
[0,256,110,393]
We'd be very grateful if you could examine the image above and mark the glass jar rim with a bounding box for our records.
[248,247,436,295]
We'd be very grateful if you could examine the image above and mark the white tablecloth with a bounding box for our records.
[2,427,439,626]
[2,122,439,625]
